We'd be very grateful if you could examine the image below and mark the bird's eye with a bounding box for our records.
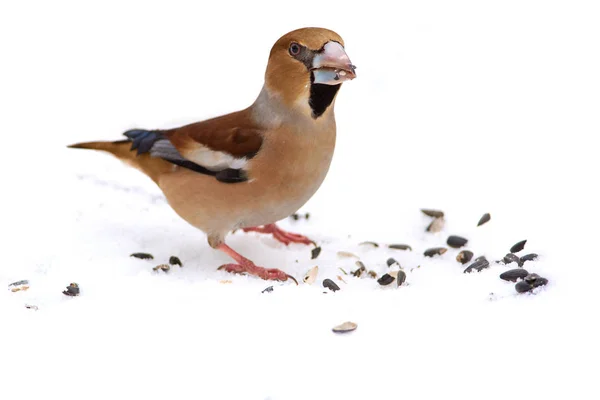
[289,43,301,56]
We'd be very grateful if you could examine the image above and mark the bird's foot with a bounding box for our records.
[242,223,315,246]
[216,243,298,284]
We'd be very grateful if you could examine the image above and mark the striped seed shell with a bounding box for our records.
[424,247,447,257]
[503,253,522,266]
[477,213,491,226]
[421,209,445,218]
[426,217,445,233]
[464,258,490,273]
[337,251,359,259]
[359,241,379,248]
[396,270,407,286]
[332,321,357,333]
[323,279,340,292]
[388,244,412,251]
[456,250,474,265]
[130,252,153,260]
[386,257,400,267]
[311,246,322,260]
[520,253,539,264]
[499,269,529,282]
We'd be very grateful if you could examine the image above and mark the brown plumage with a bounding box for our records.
[68,27,356,283]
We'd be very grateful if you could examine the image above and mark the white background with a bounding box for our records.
[1,1,599,399]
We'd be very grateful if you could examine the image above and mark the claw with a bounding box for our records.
[286,274,299,285]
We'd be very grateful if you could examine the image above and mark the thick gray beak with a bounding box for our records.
[311,41,357,85]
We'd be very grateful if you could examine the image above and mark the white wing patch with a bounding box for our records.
[150,139,247,171]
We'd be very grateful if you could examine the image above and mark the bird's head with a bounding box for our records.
[264,27,356,119]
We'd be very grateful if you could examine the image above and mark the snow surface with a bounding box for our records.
[1,1,600,399]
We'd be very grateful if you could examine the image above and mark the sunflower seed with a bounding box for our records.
[477,213,491,226]
[261,286,274,293]
[303,266,319,284]
[169,256,182,267]
[424,247,447,257]
[332,321,357,333]
[499,269,530,282]
[520,253,539,264]
[377,273,395,286]
[421,209,445,218]
[130,252,153,260]
[426,217,445,233]
[337,251,359,259]
[62,283,80,297]
[311,246,322,259]
[153,264,170,272]
[464,258,490,273]
[456,250,474,265]
[8,280,29,292]
[502,253,522,266]
[386,257,400,267]
[447,235,468,248]
[510,240,527,253]
[359,241,379,248]
[396,270,407,286]
[388,244,412,251]
[516,276,548,293]
[323,279,340,292]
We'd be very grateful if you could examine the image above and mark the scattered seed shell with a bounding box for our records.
[337,251,359,259]
[421,209,445,218]
[130,252,153,260]
[8,280,29,292]
[516,276,548,293]
[426,217,445,233]
[323,279,340,292]
[219,280,233,284]
[499,269,530,282]
[424,247,447,257]
[311,246,322,260]
[337,275,347,284]
[456,250,474,265]
[520,253,539,264]
[25,304,38,311]
[303,266,319,284]
[464,258,490,273]
[169,256,182,267]
[261,286,274,293]
[338,267,348,275]
[388,244,412,251]
[332,321,357,334]
[396,270,407,286]
[377,273,395,286]
[477,213,491,226]
[359,241,379,248]
[510,240,527,253]
[63,283,80,297]
[153,264,170,272]
[386,257,400,267]
[503,253,522,266]
[368,270,378,279]
[447,235,468,248]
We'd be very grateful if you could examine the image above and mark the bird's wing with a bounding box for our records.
[124,110,264,183]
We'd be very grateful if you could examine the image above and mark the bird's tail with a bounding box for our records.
[67,137,173,184]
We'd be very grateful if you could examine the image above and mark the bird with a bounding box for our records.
[68,27,356,283]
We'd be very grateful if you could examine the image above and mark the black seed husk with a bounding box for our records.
[515,277,548,293]
[421,209,445,218]
[510,240,527,253]
[424,247,447,257]
[311,246,322,260]
[447,235,468,248]
[499,269,529,282]
[503,253,522,266]
[377,273,395,286]
[477,213,491,226]
[464,258,490,273]
[520,253,539,264]
[388,244,412,251]
[386,258,399,267]
[456,250,474,265]
[169,256,182,267]
[62,283,80,297]
[396,270,407,286]
[261,286,274,293]
[130,252,153,260]
[323,279,340,292]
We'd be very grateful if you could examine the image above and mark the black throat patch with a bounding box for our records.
[309,76,341,119]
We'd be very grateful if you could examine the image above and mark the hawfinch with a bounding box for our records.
[68,27,356,283]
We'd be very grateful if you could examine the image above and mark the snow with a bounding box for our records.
[1,0,600,399]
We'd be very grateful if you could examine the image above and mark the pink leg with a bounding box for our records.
[242,223,315,246]
[216,243,298,284]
